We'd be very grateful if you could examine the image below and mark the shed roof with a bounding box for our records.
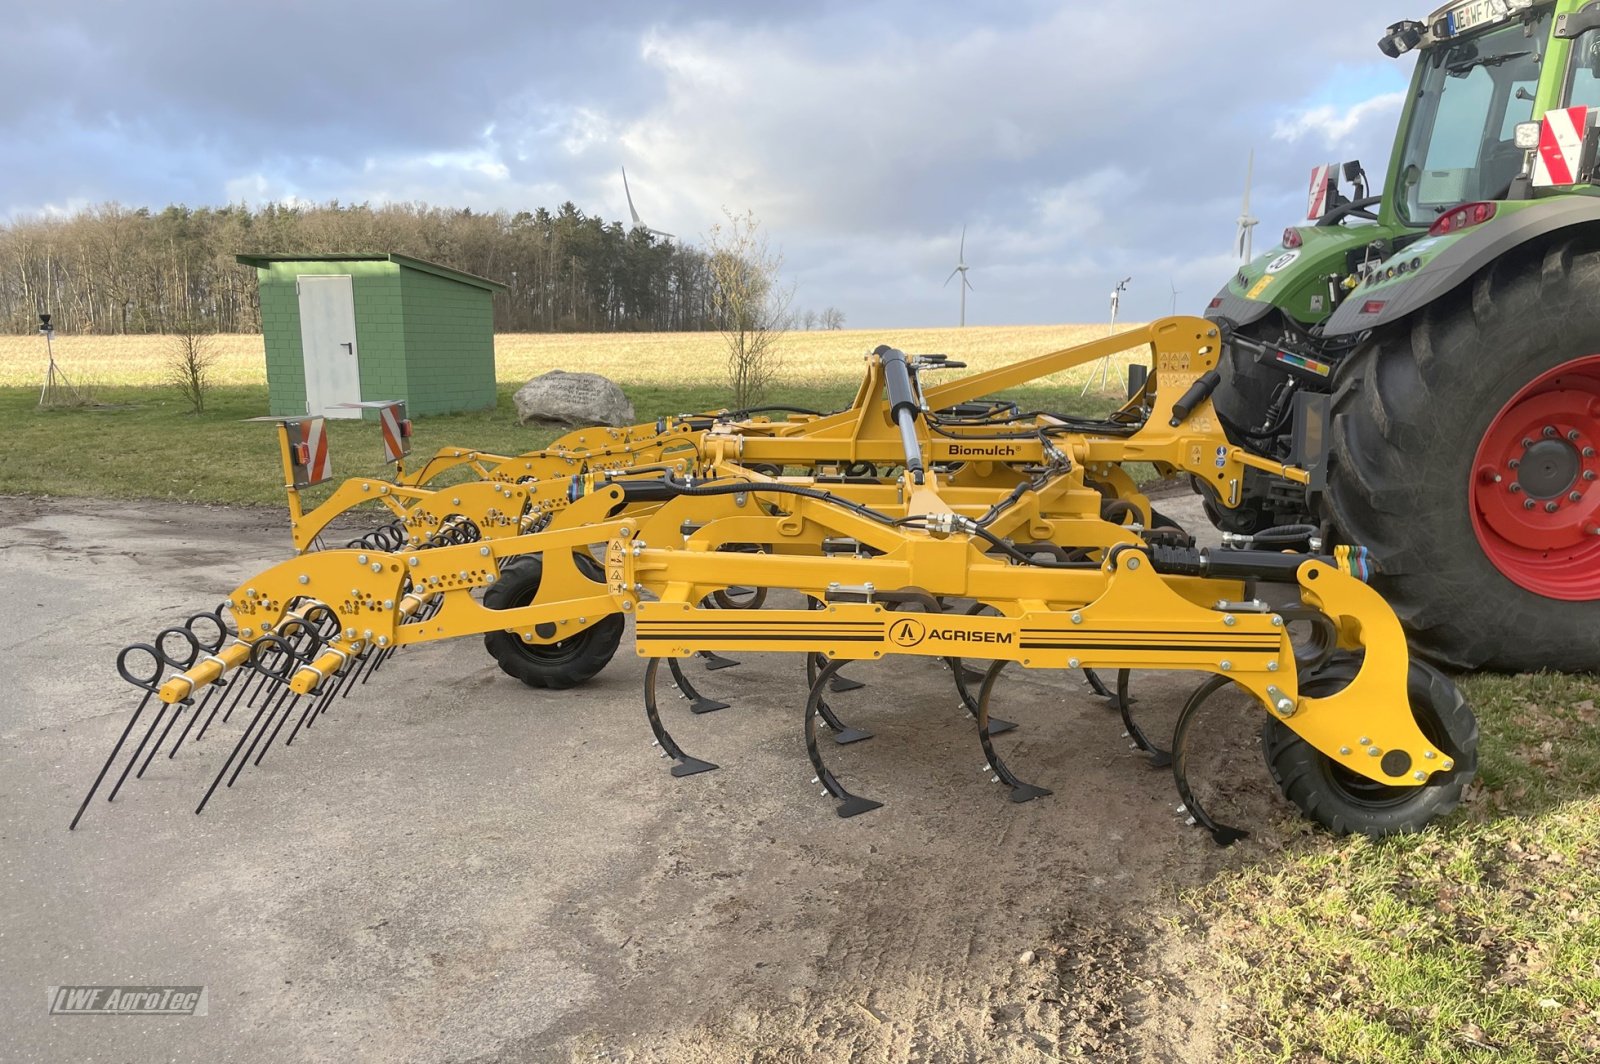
[234,252,507,292]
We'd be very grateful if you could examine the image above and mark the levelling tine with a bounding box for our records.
[1116,668,1171,768]
[169,683,223,757]
[804,652,871,745]
[69,687,152,831]
[208,664,260,734]
[802,658,882,818]
[666,655,729,714]
[1170,675,1249,847]
[343,648,379,697]
[106,703,167,803]
[232,686,295,783]
[642,657,717,776]
[974,660,1051,805]
[252,689,302,767]
[138,700,190,777]
[196,693,276,814]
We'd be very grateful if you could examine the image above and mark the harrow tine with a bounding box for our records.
[196,688,275,814]
[249,688,300,768]
[803,658,882,818]
[169,682,224,756]
[666,655,728,714]
[208,663,261,734]
[804,653,871,744]
[68,643,163,830]
[973,661,1052,806]
[197,635,299,813]
[139,700,190,777]
[1114,669,1171,768]
[1170,675,1249,847]
[642,657,718,776]
[343,646,380,697]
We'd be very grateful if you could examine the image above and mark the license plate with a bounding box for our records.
[1449,0,1501,33]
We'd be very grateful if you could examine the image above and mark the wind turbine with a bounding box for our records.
[621,166,674,240]
[1236,148,1260,262]
[1169,279,1180,315]
[944,224,974,327]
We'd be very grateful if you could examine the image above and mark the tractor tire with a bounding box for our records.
[1263,656,1477,839]
[482,553,624,690]
[1324,237,1600,672]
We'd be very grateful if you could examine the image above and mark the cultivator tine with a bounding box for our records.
[666,655,729,714]
[803,658,882,818]
[1082,667,1115,701]
[642,658,718,777]
[948,657,1018,736]
[801,597,866,692]
[973,661,1051,806]
[803,652,872,744]
[698,650,740,672]
[1170,675,1248,848]
[1114,669,1171,768]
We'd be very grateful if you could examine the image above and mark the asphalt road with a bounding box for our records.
[2,491,1275,1063]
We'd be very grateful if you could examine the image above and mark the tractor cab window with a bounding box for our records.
[1396,13,1550,223]
[1567,28,1600,108]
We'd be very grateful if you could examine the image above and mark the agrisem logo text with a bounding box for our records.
[887,618,1013,648]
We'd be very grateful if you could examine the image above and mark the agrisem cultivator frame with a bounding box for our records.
[73,317,1479,845]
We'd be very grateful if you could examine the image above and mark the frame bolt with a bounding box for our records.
[1369,747,1382,757]
[1068,658,1081,669]
[1271,615,1284,627]
[1339,746,1351,756]
[1223,614,1236,626]
[358,554,369,565]
[1219,660,1232,671]
[409,557,420,567]
[1358,736,1370,746]
[1443,760,1454,770]
[1267,661,1279,672]
[371,562,383,573]
[1275,698,1294,716]
[1126,557,1141,570]
[298,574,309,585]
[1071,612,1083,625]
[1414,771,1427,781]
[376,636,390,647]
[481,546,492,556]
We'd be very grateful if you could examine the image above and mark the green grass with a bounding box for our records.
[1189,672,1600,1063]
[0,383,1127,507]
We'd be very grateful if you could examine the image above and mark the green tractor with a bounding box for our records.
[1204,0,1600,672]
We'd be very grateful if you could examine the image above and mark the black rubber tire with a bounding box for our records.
[1323,237,1600,672]
[1263,656,1478,839]
[482,553,624,690]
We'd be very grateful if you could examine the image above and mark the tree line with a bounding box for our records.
[0,200,749,335]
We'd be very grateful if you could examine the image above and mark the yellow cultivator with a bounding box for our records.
[72,317,1478,843]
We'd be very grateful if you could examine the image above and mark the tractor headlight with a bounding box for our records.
[1514,121,1542,150]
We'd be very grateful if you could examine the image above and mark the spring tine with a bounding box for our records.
[666,655,729,714]
[973,660,1052,806]
[233,685,295,782]
[253,690,302,766]
[803,658,882,818]
[68,690,151,831]
[106,703,169,803]
[196,696,276,815]
[137,700,190,778]
[169,683,222,757]
[642,657,717,777]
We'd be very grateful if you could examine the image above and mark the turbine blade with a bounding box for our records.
[964,276,975,293]
[621,166,643,228]
[959,223,966,264]
[944,267,961,287]
[1242,148,1254,214]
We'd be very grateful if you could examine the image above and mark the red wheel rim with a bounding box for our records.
[1470,354,1600,600]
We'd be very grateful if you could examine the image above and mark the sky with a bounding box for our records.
[0,0,1421,326]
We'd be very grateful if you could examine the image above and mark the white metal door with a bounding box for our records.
[297,275,361,418]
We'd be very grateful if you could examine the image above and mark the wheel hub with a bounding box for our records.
[1470,355,1600,601]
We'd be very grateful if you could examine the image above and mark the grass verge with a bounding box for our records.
[1188,671,1600,1063]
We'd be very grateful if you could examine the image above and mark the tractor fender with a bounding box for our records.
[1323,196,1600,337]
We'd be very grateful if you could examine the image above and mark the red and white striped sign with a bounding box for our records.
[288,416,332,487]
[1532,106,1595,187]
[378,401,410,464]
[1307,163,1336,220]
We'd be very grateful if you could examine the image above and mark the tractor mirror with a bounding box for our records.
[1342,160,1363,182]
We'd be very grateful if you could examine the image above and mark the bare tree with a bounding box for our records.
[801,308,818,331]
[166,318,217,413]
[706,208,794,409]
[820,306,846,330]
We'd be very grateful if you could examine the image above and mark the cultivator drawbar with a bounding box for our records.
[73,318,1478,842]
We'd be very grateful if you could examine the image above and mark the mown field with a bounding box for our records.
[2,324,1597,1062]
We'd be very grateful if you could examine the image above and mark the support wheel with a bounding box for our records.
[1263,656,1477,839]
[483,554,624,690]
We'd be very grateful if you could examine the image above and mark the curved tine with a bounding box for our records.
[642,657,717,777]
[666,655,728,715]
[948,602,1017,735]
[803,658,882,817]
[1170,675,1249,847]
[974,661,1051,805]
[155,626,203,672]
[803,652,871,745]
[1082,667,1116,702]
[1116,669,1172,768]
[69,644,162,829]
[245,631,321,769]
[301,603,341,642]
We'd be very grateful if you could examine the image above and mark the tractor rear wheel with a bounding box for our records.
[482,553,624,689]
[1324,238,1600,671]
[1263,655,1477,839]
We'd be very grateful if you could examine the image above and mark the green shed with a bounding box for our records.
[237,253,506,418]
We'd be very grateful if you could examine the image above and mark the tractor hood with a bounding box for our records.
[1205,225,1387,329]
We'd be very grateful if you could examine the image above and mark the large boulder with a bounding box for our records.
[513,370,635,427]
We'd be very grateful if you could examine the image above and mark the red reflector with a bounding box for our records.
[1428,201,1497,237]
[1208,297,1224,309]
[1361,300,1387,315]
[400,419,413,438]
[294,443,311,465]
[1282,228,1303,249]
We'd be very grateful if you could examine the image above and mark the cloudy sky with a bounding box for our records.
[2,0,1417,326]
